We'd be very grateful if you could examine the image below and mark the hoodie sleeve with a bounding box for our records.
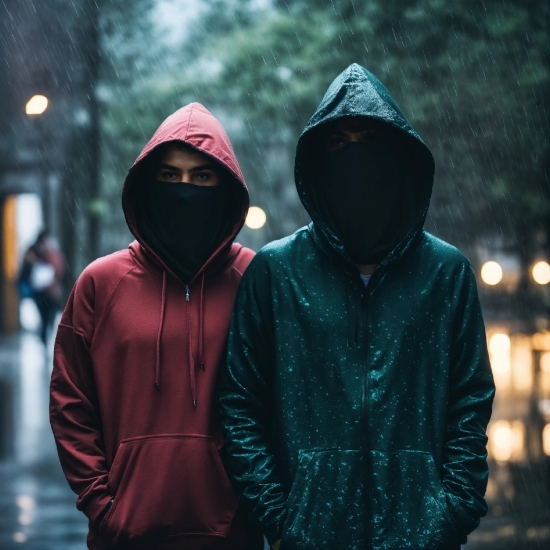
[444,261,495,542]
[219,252,287,544]
[49,271,112,528]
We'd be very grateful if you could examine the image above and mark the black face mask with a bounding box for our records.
[137,180,232,283]
[315,141,403,264]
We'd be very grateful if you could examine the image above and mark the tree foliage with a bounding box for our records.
[171,0,548,252]
[100,0,549,263]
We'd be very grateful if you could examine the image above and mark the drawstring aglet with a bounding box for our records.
[193,399,197,407]
[155,382,160,390]
[200,363,205,371]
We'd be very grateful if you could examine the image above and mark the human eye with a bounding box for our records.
[193,171,218,184]
[326,134,347,150]
[360,130,379,141]
[159,170,179,181]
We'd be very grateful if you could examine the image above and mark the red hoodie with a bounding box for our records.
[50,103,262,549]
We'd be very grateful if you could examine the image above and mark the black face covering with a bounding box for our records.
[137,180,232,283]
[315,140,403,264]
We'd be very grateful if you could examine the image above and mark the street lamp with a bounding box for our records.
[25,95,48,115]
[245,206,267,229]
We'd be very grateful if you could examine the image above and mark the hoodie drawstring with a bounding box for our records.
[187,284,197,407]
[155,270,167,390]
[199,272,206,372]
[190,272,206,407]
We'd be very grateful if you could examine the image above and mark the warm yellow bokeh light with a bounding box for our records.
[245,206,267,229]
[25,95,48,115]
[532,331,550,351]
[511,336,533,392]
[492,421,513,462]
[481,261,503,285]
[490,355,511,375]
[543,424,550,457]
[489,333,510,356]
[532,261,550,285]
[541,352,550,374]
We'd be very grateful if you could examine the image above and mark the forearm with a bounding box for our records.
[50,323,111,525]
[220,396,287,541]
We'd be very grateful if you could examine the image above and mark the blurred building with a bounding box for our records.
[0,0,100,333]
[475,247,550,532]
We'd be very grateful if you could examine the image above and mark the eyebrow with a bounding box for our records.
[189,164,217,172]
[159,163,182,172]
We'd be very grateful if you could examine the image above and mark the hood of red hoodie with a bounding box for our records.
[122,102,249,281]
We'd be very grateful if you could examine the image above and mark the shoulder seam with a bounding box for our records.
[230,264,245,278]
[93,264,138,337]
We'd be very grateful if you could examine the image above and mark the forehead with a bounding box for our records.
[327,117,379,133]
[158,143,214,166]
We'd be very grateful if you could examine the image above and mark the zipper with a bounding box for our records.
[358,272,378,550]
[185,285,190,302]
[361,268,385,550]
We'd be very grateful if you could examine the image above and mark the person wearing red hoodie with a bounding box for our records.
[50,103,263,550]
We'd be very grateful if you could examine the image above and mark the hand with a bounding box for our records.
[272,540,281,550]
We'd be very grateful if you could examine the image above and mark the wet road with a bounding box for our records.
[0,326,548,549]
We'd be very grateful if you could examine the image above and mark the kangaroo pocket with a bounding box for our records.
[281,449,365,550]
[100,434,237,548]
[370,450,456,550]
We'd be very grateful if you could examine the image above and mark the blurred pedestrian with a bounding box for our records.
[220,64,496,550]
[50,103,263,549]
[19,230,65,345]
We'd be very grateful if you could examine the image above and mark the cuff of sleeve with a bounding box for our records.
[76,475,112,529]
[263,507,286,546]
[445,491,481,544]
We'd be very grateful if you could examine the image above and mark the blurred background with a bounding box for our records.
[0,0,549,548]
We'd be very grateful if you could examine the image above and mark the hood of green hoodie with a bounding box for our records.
[295,63,435,268]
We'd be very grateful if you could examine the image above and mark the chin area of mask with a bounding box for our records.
[317,140,403,264]
[137,180,231,283]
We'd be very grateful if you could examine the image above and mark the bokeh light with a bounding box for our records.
[12,532,27,543]
[245,206,266,229]
[532,261,550,285]
[543,424,550,457]
[25,94,48,115]
[481,261,503,285]
[15,494,35,511]
[492,420,513,462]
[489,333,510,356]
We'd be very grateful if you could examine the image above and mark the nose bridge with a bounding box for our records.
[181,168,192,183]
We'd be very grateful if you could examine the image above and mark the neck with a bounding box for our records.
[356,264,377,275]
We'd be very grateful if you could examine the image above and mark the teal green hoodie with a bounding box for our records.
[220,64,495,550]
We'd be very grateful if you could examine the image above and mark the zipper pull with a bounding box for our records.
[185,285,190,302]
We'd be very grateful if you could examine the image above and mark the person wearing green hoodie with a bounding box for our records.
[219,64,495,550]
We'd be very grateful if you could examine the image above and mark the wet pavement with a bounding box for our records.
[0,325,548,549]
[0,330,88,549]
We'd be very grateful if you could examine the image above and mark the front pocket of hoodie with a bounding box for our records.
[101,434,237,546]
[370,450,455,550]
[281,449,365,550]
